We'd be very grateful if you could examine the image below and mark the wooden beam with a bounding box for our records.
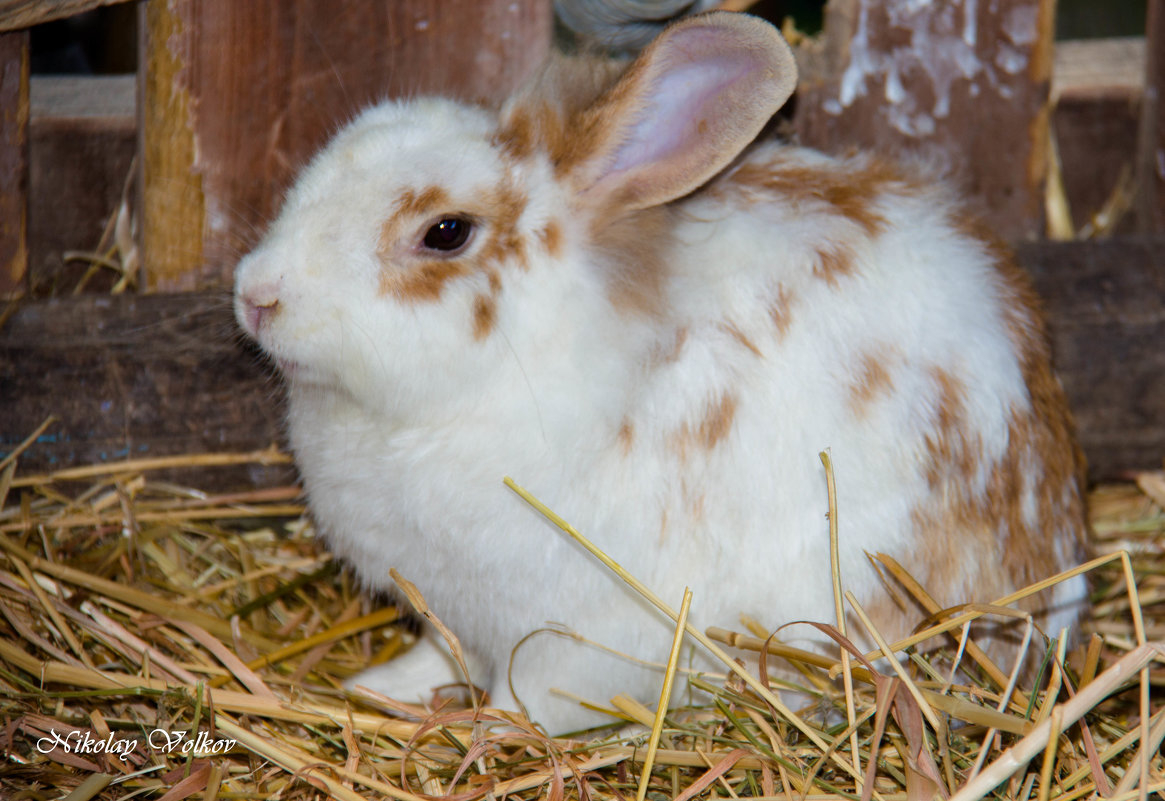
[0,29,28,298]
[2,240,1162,486]
[1053,37,1144,103]
[793,0,1056,240]
[1136,0,1165,233]
[140,0,552,292]
[1017,238,1165,479]
[0,0,132,32]
[0,292,293,491]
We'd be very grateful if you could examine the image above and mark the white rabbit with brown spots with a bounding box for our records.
[234,12,1088,734]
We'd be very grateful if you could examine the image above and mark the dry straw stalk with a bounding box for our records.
[0,448,1161,800]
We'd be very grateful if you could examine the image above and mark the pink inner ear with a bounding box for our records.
[606,55,754,177]
[579,12,797,210]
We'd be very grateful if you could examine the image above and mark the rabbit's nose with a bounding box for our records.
[237,287,280,336]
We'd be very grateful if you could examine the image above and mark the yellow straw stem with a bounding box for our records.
[636,586,693,801]
[821,449,861,783]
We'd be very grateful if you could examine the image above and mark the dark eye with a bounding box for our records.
[422,217,473,252]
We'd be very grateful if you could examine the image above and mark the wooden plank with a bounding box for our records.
[793,0,1056,240]
[0,0,132,32]
[0,29,28,297]
[31,73,134,121]
[1136,0,1165,233]
[28,75,135,294]
[1053,37,1144,102]
[0,293,293,491]
[140,0,552,293]
[1017,239,1165,479]
[2,240,1162,486]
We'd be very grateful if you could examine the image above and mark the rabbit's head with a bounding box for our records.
[234,12,797,423]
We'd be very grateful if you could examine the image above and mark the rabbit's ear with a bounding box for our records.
[567,12,797,213]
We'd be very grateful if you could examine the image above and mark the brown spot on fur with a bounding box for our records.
[538,221,563,258]
[813,244,857,287]
[919,366,981,489]
[848,349,895,417]
[698,392,737,449]
[494,107,538,161]
[905,368,1007,621]
[672,392,738,458]
[769,284,795,339]
[726,157,901,237]
[381,260,470,301]
[617,419,634,455]
[472,293,496,340]
[477,182,529,272]
[720,321,763,357]
[396,185,450,219]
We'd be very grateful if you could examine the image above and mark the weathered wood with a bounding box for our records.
[0,29,28,297]
[1053,37,1144,102]
[2,240,1162,485]
[1017,239,1165,479]
[1052,40,1142,236]
[0,0,132,32]
[1052,94,1140,236]
[140,0,552,293]
[0,292,294,490]
[793,0,1055,240]
[29,75,135,293]
[1136,0,1165,233]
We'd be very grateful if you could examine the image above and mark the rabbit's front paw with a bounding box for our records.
[345,633,484,706]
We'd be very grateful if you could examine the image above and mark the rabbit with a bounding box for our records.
[233,11,1089,735]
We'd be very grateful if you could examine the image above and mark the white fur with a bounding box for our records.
[234,14,1087,734]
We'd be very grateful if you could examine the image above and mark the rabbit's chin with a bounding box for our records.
[273,357,340,389]
[276,358,309,380]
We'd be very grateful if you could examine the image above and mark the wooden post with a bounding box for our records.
[793,0,1056,240]
[1136,0,1165,233]
[0,29,28,297]
[0,0,132,30]
[140,0,552,292]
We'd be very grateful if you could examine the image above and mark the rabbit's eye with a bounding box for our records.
[422,217,473,252]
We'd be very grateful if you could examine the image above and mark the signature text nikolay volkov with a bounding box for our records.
[36,728,236,763]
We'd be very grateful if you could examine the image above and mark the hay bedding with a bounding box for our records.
[0,434,1162,801]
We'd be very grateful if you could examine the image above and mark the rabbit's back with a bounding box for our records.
[604,141,1089,636]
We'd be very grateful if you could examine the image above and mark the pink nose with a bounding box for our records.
[240,293,280,335]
